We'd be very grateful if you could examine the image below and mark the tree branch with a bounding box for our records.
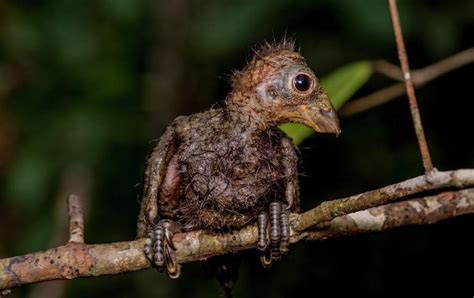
[28,167,92,298]
[340,47,474,117]
[1,169,474,291]
[306,188,474,240]
[67,195,84,244]
[372,48,474,84]
[388,0,433,172]
[292,168,474,231]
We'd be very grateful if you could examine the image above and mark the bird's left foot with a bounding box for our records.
[257,201,290,268]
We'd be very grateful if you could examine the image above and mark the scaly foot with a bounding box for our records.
[144,219,182,278]
[257,201,289,268]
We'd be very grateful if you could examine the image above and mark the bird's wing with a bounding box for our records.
[136,124,179,238]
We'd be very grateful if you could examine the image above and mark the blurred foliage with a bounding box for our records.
[0,0,473,297]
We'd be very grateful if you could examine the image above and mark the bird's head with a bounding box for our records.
[226,40,340,136]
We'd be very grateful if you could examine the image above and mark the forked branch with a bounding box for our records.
[1,169,474,291]
[0,2,471,294]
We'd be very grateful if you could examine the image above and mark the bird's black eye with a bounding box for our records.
[293,73,312,92]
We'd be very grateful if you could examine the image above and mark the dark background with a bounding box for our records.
[0,0,473,297]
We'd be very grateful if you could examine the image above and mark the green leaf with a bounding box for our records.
[280,61,372,145]
[321,61,373,110]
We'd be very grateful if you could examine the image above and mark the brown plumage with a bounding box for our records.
[137,40,340,294]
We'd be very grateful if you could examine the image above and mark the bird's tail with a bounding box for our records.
[208,254,242,298]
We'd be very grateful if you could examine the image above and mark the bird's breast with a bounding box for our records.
[179,136,286,213]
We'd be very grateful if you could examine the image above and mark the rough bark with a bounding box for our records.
[293,168,474,231]
[1,170,473,291]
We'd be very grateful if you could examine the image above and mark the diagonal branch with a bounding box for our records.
[388,0,433,173]
[339,47,474,117]
[1,169,474,291]
[306,188,474,240]
[292,168,474,231]
[373,48,474,84]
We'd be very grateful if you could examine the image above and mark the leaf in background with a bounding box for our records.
[280,61,372,145]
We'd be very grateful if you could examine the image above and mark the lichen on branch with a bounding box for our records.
[1,169,474,291]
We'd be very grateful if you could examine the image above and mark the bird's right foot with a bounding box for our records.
[257,201,290,268]
[144,219,182,279]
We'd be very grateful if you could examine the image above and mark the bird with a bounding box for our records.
[136,39,340,296]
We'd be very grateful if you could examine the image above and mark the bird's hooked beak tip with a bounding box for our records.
[299,106,341,136]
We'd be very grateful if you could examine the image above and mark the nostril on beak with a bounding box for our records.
[321,108,337,118]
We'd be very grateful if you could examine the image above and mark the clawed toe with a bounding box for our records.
[144,219,182,278]
[257,201,290,267]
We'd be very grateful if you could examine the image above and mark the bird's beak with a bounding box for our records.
[281,89,340,136]
[297,103,341,136]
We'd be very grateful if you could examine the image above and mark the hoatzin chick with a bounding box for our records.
[137,40,340,295]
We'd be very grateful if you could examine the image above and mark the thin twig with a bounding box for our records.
[29,166,91,298]
[388,0,433,172]
[375,48,474,84]
[1,186,473,290]
[372,59,404,81]
[340,47,474,116]
[67,195,84,244]
[340,83,405,116]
